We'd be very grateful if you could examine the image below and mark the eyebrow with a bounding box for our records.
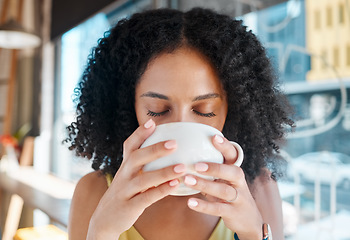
[192,93,220,101]
[140,91,221,101]
[140,92,169,100]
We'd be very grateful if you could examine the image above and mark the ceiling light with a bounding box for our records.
[0,19,41,49]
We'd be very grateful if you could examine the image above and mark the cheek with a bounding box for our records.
[197,108,227,132]
[215,104,228,131]
[134,101,146,126]
[212,116,226,132]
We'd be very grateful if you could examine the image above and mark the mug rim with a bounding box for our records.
[155,121,222,132]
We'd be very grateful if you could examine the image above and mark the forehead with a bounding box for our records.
[136,47,224,98]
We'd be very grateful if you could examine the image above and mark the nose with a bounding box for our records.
[171,107,195,123]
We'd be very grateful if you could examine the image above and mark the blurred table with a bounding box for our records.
[278,181,306,199]
[289,210,350,240]
[0,166,75,227]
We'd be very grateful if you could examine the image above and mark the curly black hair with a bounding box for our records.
[66,7,294,183]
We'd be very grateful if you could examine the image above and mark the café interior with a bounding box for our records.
[0,0,349,239]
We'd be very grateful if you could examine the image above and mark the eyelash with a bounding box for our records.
[192,110,216,118]
[147,110,169,117]
[147,110,216,118]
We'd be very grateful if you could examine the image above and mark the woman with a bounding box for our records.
[67,8,294,240]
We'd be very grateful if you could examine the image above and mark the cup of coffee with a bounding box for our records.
[141,122,244,196]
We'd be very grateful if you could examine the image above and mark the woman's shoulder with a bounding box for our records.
[72,170,109,204]
[69,171,109,237]
[76,170,108,191]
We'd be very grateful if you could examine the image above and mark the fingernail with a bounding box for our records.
[214,134,224,143]
[184,176,197,185]
[188,199,198,207]
[169,179,179,187]
[164,140,177,149]
[195,163,209,172]
[144,119,154,129]
[174,164,186,173]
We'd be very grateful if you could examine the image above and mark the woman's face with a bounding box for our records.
[135,47,228,131]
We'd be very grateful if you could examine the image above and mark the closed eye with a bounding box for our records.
[147,110,169,117]
[193,110,216,118]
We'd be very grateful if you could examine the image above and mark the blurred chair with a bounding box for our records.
[1,136,34,240]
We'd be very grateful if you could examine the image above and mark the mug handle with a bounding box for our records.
[230,141,244,167]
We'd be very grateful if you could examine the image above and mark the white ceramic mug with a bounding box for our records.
[141,122,244,196]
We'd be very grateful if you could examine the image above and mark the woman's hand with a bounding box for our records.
[184,135,263,240]
[87,119,186,239]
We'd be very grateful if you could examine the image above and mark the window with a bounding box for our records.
[322,50,328,69]
[347,45,350,66]
[339,3,345,24]
[326,6,332,27]
[315,10,321,29]
[333,47,339,68]
[52,13,111,181]
[243,2,350,239]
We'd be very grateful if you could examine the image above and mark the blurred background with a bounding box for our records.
[0,0,349,239]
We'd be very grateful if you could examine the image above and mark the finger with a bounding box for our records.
[187,197,232,218]
[130,179,180,210]
[123,119,156,155]
[126,164,186,197]
[184,175,238,202]
[129,139,177,168]
[194,162,245,185]
[212,135,243,166]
